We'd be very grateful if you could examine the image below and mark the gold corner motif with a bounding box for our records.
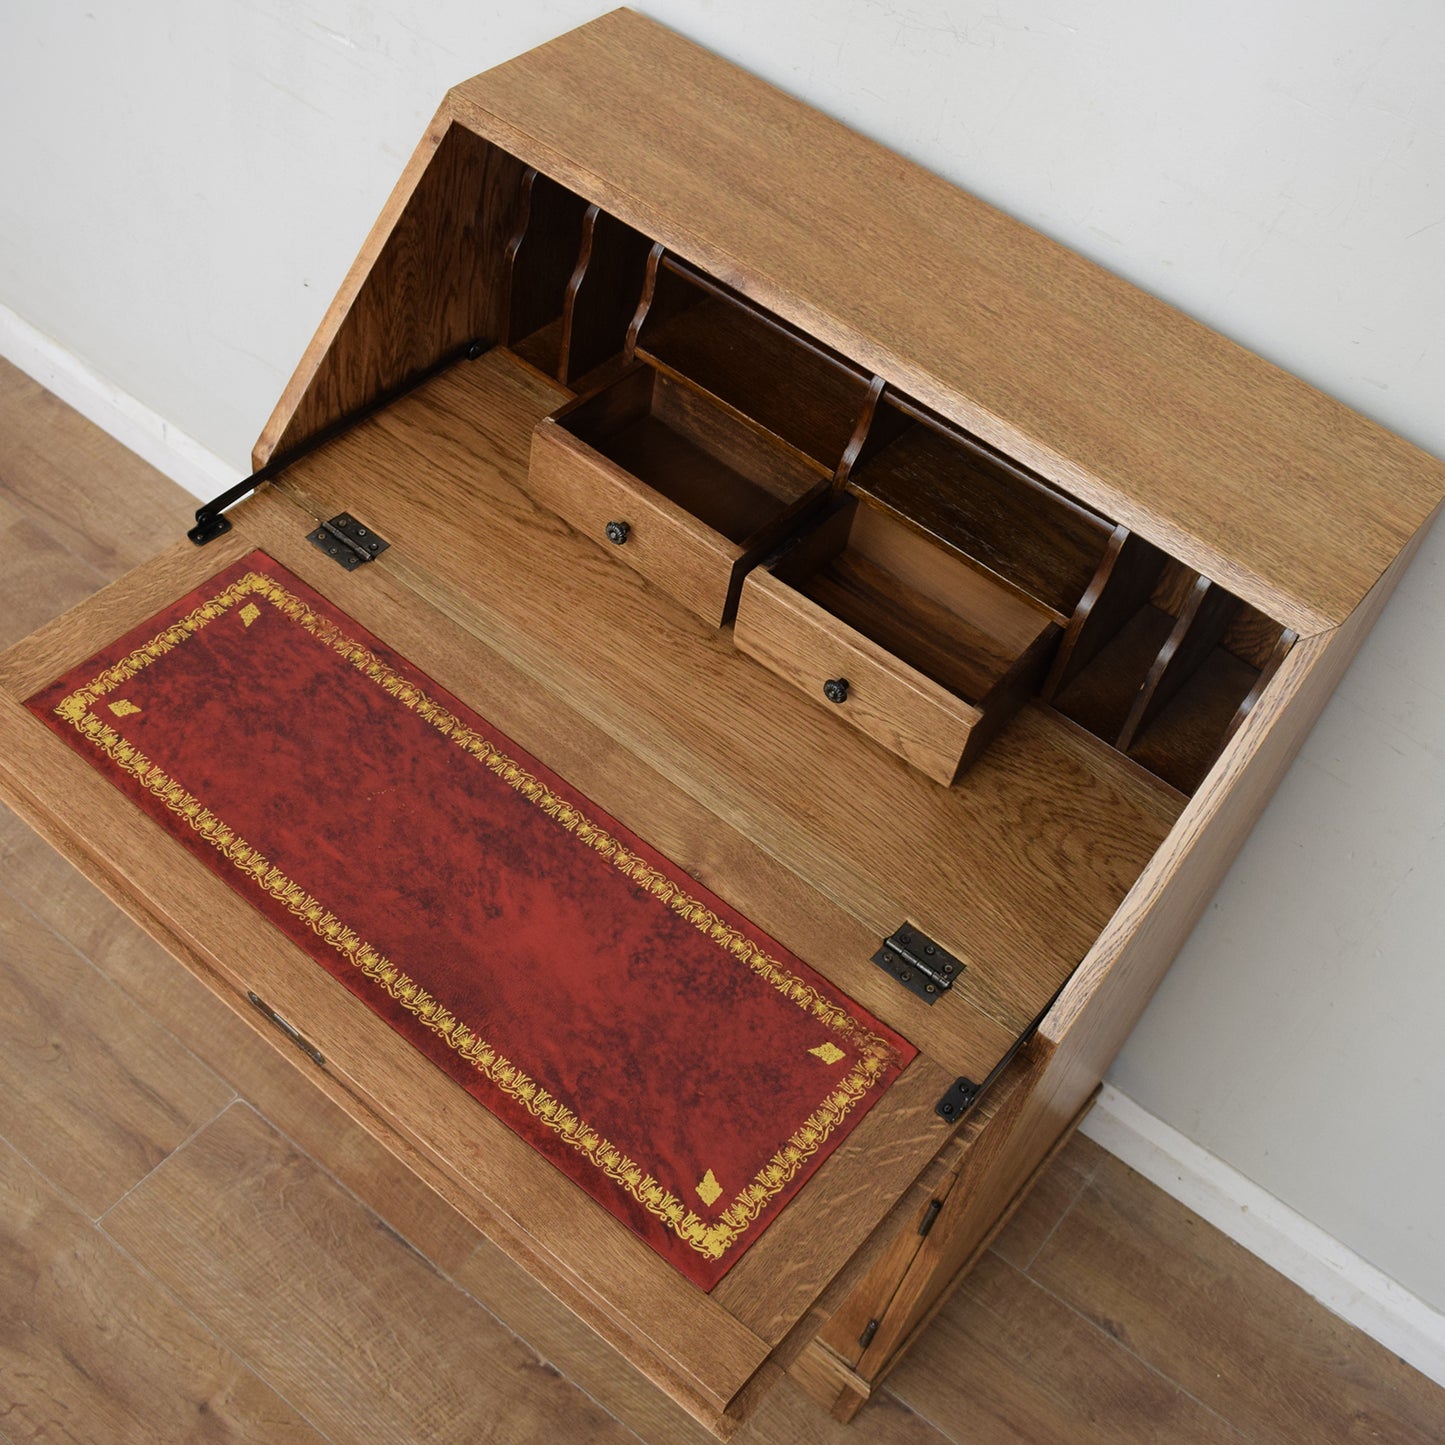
[239,602,262,627]
[51,566,904,1265]
[808,1042,846,1065]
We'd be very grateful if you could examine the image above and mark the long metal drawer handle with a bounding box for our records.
[247,990,325,1066]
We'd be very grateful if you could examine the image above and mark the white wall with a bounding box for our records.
[3,2,1442,1313]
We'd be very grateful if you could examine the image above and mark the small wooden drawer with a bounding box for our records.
[529,363,830,625]
[734,499,1060,784]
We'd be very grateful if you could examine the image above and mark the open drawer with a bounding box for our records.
[529,361,831,626]
[735,496,1061,786]
[523,249,873,625]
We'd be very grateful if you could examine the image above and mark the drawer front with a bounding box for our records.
[734,570,982,786]
[529,419,742,625]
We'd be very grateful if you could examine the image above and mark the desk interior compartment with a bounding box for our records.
[843,388,1116,621]
[502,167,652,385]
[734,495,1060,785]
[529,360,832,624]
[1044,529,1297,793]
[631,249,875,471]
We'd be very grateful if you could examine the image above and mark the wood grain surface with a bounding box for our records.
[1028,1153,1445,1444]
[444,9,1445,633]
[278,349,1181,1039]
[888,1250,1251,1444]
[256,114,524,468]
[0,901,232,1218]
[0,803,486,1277]
[0,1139,321,1444]
[529,416,744,624]
[103,1105,638,1445]
[3,357,1442,1441]
[734,567,981,786]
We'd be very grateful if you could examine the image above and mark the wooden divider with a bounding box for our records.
[502,168,590,372]
[558,206,652,385]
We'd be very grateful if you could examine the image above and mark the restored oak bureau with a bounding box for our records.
[3,11,1442,1435]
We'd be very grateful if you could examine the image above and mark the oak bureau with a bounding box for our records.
[2,10,1441,1435]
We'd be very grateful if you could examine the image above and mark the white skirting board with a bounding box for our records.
[4,302,1443,1392]
[1082,1084,1445,1389]
[0,302,235,502]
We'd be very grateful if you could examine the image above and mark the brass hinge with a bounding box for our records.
[871,923,964,1004]
[917,1198,944,1238]
[858,1318,879,1351]
[306,512,390,570]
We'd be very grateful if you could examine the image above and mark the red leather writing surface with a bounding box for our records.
[28,552,915,1288]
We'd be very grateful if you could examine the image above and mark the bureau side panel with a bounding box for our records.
[791,506,1436,1404]
[254,112,524,469]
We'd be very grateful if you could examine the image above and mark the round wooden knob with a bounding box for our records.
[605,520,631,545]
[823,678,849,704]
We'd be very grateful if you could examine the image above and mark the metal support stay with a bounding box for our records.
[187,337,487,544]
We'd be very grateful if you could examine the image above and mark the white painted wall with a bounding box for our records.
[3,2,1443,1317]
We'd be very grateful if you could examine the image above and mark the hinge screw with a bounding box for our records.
[605,520,630,545]
[823,677,849,704]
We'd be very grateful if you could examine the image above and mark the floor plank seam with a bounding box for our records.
[0,1128,137,1238]
[234,1099,475,1288]
[91,1147,342,1445]
[0,473,116,593]
[94,1093,241,1227]
[0,868,245,1128]
[1,465,134,578]
[214,1102,654,1445]
[986,1250,1261,1443]
[1009,1145,1109,1276]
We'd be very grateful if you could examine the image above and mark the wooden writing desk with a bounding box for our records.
[1,11,1440,1434]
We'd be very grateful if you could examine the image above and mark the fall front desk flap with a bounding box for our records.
[28,552,915,1290]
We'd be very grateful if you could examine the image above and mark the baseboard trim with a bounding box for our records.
[0,302,237,501]
[1082,1084,1445,1389]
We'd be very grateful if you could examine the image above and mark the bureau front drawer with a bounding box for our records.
[529,412,745,624]
[735,566,983,785]
[528,363,830,626]
[734,499,1058,785]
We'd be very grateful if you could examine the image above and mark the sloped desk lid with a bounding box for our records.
[443,7,1445,634]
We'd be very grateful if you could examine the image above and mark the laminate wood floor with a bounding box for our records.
[1,354,1441,1443]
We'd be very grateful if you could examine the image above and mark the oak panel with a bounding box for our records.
[446,10,1445,632]
[456,1234,958,1445]
[256,115,525,467]
[284,350,1181,1037]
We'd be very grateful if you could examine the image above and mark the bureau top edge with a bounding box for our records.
[441,8,1445,635]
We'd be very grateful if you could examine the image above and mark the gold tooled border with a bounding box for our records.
[53,567,905,1263]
